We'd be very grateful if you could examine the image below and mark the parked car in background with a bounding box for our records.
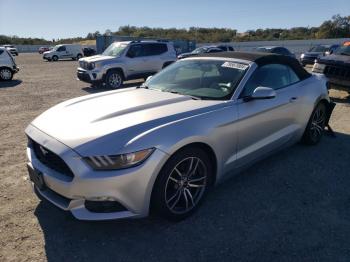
[1,45,18,56]
[43,44,83,61]
[77,40,176,89]
[313,42,350,87]
[38,47,51,54]
[216,44,235,51]
[177,46,224,59]
[256,46,295,58]
[300,44,340,66]
[0,47,19,81]
[83,47,96,57]
[26,52,333,221]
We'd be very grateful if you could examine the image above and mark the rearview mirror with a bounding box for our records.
[244,86,276,101]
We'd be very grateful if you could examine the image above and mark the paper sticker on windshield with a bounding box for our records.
[221,62,248,70]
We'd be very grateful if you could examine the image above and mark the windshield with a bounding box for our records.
[309,46,328,52]
[102,42,128,56]
[191,47,208,54]
[144,59,248,100]
[52,45,61,51]
[334,45,350,56]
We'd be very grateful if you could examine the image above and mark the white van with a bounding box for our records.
[43,44,83,61]
[0,47,19,81]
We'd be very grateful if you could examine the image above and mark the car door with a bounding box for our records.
[124,44,149,77]
[141,43,168,72]
[235,64,301,168]
[57,46,67,58]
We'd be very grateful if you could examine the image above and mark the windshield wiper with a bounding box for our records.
[169,91,201,100]
[137,84,149,89]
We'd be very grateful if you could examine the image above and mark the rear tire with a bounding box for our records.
[0,68,13,81]
[105,70,123,89]
[301,102,327,145]
[152,147,213,221]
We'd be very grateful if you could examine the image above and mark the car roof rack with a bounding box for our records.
[130,39,169,44]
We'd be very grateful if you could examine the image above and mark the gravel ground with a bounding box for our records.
[0,53,350,262]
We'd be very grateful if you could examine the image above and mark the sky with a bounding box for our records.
[0,0,349,40]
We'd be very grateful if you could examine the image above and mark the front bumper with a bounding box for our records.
[13,66,19,74]
[77,67,104,83]
[313,63,350,88]
[25,124,168,220]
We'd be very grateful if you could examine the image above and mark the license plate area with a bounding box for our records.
[27,164,46,190]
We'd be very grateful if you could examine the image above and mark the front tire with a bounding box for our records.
[105,70,123,89]
[0,68,13,81]
[52,55,58,61]
[152,147,213,221]
[302,102,327,145]
[77,53,83,60]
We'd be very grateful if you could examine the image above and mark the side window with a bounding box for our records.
[287,66,300,83]
[57,46,66,52]
[152,44,167,55]
[126,44,142,58]
[0,50,3,55]
[208,48,221,53]
[142,44,168,56]
[241,64,295,97]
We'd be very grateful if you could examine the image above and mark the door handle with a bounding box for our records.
[289,97,298,102]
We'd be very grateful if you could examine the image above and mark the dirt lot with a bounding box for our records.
[0,53,350,262]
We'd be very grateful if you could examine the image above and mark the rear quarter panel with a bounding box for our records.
[294,74,330,137]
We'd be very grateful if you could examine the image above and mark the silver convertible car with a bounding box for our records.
[25,52,334,221]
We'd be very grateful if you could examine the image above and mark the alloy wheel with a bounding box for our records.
[165,157,207,215]
[310,106,325,141]
[0,69,12,80]
[108,73,122,88]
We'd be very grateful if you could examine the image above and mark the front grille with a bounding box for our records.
[30,138,74,180]
[324,65,350,80]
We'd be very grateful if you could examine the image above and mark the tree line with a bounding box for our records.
[1,15,349,46]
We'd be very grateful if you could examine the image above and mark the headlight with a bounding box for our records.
[84,148,155,170]
[88,62,95,70]
[300,54,305,59]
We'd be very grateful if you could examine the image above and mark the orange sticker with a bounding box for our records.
[343,41,350,46]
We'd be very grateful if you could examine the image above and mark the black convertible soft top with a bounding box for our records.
[197,51,311,80]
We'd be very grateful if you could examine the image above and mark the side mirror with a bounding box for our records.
[146,75,152,82]
[244,86,276,101]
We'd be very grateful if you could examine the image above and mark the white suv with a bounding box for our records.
[77,41,176,88]
[0,47,19,81]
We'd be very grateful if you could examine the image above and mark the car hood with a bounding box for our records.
[80,55,115,63]
[178,52,195,58]
[29,88,224,155]
[318,54,350,64]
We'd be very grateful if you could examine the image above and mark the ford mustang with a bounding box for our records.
[25,52,334,221]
